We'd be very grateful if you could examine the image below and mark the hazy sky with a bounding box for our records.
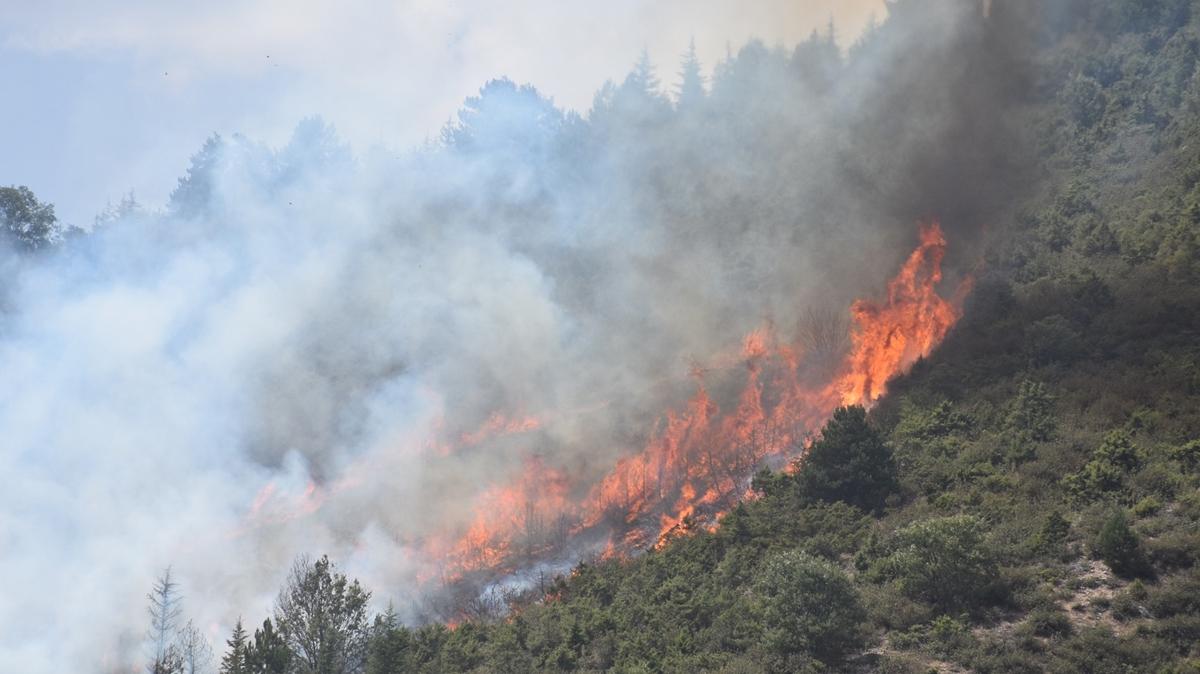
[0,0,884,225]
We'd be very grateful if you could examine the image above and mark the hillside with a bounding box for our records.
[343,4,1200,673]
[6,1,1200,673]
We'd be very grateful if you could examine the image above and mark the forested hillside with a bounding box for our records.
[338,3,1200,670]
[7,1,1200,672]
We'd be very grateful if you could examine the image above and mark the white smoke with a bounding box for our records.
[0,1,1028,670]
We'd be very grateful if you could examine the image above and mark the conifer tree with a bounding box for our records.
[244,619,290,674]
[220,618,249,674]
[675,38,706,109]
[796,406,897,513]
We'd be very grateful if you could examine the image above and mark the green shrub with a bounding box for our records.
[1064,430,1143,501]
[1030,509,1072,555]
[1132,496,1163,518]
[1027,606,1074,638]
[870,515,1001,612]
[752,550,866,663]
[1094,510,1150,578]
[1171,439,1200,473]
[1146,571,1200,617]
[1144,529,1200,570]
[925,615,976,659]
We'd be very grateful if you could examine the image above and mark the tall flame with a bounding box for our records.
[834,223,964,406]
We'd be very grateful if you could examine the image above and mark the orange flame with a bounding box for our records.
[416,222,969,580]
[242,223,970,589]
[834,222,964,406]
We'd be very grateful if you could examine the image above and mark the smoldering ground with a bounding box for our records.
[0,1,1037,670]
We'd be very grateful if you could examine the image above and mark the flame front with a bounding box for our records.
[414,222,968,581]
[242,223,970,587]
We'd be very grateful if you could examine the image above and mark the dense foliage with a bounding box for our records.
[327,1,1200,669]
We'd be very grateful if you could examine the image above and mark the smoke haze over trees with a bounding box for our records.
[13,0,1200,671]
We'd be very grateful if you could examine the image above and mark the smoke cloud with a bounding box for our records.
[0,1,1033,671]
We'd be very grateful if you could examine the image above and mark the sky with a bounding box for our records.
[0,0,884,226]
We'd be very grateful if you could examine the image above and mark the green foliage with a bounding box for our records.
[274,555,371,674]
[1170,439,1200,472]
[1094,510,1149,578]
[1030,509,1073,556]
[1063,75,1107,128]
[1026,606,1074,639]
[1004,380,1057,464]
[890,615,977,661]
[1064,430,1143,501]
[868,515,1000,612]
[0,185,59,251]
[752,550,866,664]
[243,619,290,674]
[365,607,410,674]
[219,619,248,674]
[1132,495,1163,517]
[796,406,898,513]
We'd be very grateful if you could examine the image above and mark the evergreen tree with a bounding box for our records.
[365,605,411,674]
[870,515,999,611]
[168,134,224,218]
[754,550,866,664]
[1006,379,1056,443]
[244,619,290,674]
[796,406,897,512]
[1095,510,1147,578]
[626,48,661,97]
[675,38,706,109]
[220,619,249,674]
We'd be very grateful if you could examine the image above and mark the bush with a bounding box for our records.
[1132,496,1163,518]
[753,550,867,663]
[1094,510,1149,578]
[1146,571,1200,617]
[1064,430,1143,501]
[1030,509,1072,555]
[1171,440,1200,473]
[1027,607,1074,638]
[870,515,1001,612]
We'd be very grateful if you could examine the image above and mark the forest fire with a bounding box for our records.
[420,222,969,583]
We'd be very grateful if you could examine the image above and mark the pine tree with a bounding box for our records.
[1095,510,1147,578]
[220,618,248,674]
[796,406,897,513]
[244,619,290,674]
[675,38,706,109]
[626,48,661,97]
[365,605,410,674]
